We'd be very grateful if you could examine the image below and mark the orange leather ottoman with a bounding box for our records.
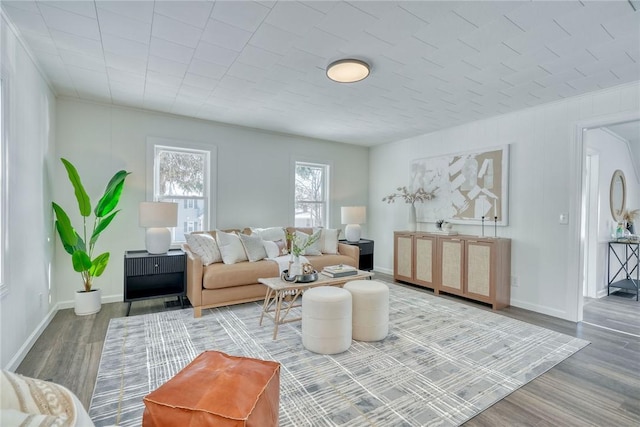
[142,351,280,427]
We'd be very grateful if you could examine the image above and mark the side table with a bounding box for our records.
[339,239,374,271]
[124,249,187,316]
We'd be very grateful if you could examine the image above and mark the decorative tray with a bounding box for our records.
[281,270,319,283]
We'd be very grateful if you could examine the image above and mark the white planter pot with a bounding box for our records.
[407,204,417,232]
[74,289,102,316]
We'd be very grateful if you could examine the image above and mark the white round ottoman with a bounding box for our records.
[343,280,389,341]
[302,286,352,354]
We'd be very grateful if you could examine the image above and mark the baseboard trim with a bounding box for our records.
[375,266,393,275]
[510,298,571,321]
[4,305,58,371]
[56,293,124,310]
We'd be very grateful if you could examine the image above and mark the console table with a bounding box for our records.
[124,249,186,315]
[607,240,639,301]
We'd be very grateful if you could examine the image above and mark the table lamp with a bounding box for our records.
[139,202,178,254]
[341,206,366,243]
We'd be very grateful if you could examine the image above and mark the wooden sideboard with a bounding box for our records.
[393,231,511,310]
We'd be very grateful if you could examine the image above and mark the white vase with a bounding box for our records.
[289,255,302,279]
[407,204,417,231]
[74,289,102,316]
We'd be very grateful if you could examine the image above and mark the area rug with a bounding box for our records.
[89,283,588,426]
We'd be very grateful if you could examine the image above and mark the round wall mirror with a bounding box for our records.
[610,170,626,221]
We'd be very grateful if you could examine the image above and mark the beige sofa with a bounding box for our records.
[183,227,360,317]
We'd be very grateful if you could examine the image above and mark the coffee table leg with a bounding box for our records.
[273,290,284,339]
[259,288,274,326]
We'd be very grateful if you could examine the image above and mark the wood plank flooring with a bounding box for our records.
[16,275,640,426]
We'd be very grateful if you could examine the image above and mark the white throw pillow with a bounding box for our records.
[215,231,248,264]
[320,228,340,254]
[250,227,286,242]
[238,233,268,262]
[185,233,222,265]
[263,239,289,258]
[295,230,323,256]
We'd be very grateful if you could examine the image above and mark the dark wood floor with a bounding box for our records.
[16,273,640,426]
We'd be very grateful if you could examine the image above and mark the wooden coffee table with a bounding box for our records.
[258,270,374,339]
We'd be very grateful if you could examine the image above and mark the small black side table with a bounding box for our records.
[124,249,186,316]
[339,239,374,271]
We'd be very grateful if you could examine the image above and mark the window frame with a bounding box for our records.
[292,159,331,229]
[146,137,217,243]
[0,72,8,298]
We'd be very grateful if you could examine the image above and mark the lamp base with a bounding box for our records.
[146,227,171,254]
[344,224,361,243]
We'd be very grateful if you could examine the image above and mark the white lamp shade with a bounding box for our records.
[341,206,366,225]
[139,202,178,228]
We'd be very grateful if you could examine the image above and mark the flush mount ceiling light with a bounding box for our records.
[326,59,370,83]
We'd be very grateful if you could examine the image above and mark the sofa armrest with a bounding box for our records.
[182,244,203,310]
[337,243,359,269]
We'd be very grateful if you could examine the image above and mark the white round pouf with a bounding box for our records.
[302,286,352,354]
[343,280,389,341]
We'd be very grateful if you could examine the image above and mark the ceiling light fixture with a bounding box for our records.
[326,59,370,83]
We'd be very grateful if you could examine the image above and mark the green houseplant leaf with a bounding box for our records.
[52,158,129,294]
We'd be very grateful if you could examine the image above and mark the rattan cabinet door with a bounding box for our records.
[394,233,414,282]
[414,235,436,289]
[466,240,493,299]
[439,238,464,295]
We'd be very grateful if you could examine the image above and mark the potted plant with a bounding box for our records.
[52,158,130,315]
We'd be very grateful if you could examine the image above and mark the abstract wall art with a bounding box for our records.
[411,145,509,225]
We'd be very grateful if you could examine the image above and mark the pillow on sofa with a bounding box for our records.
[216,231,248,264]
[250,227,286,242]
[238,233,268,262]
[320,228,340,254]
[295,230,322,256]
[263,239,289,258]
[185,233,222,265]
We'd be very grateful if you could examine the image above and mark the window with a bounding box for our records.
[0,78,6,297]
[149,139,214,243]
[294,161,329,228]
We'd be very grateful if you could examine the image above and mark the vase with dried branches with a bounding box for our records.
[622,208,639,234]
[382,186,438,231]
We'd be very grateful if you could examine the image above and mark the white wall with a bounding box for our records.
[54,99,369,305]
[1,14,57,369]
[586,128,640,296]
[370,82,640,321]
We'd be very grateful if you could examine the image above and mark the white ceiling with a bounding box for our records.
[2,1,639,146]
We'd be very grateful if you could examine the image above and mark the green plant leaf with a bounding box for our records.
[61,158,91,217]
[90,210,119,245]
[52,203,78,248]
[71,250,92,272]
[89,252,110,277]
[95,170,130,217]
[75,233,86,253]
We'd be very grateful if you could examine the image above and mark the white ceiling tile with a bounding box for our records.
[38,3,100,40]
[107,68,145,86]
[150,37,195,65]
[294,27,350,59]
[183,72,220,90]
[176,85,209,100]
[50,30,103,58]
[146,70,183,89]
[504,1,581,33]
[458,17,524,52]
[152,13,203,48]
[96,0,154,24]
[187,58,228,80]
[2,1,39,14]
[102,34,149,59]
[236,45,283,69]
[59,48,106,72]
[2,4,49,35]
[249,23,300,55]
[147,55,189,78]
[45,1,96,19]
[315,2,377,40]
[104,52,147,75]
[210,0,270,32]
[97,7,152,44]
[413,10,477,48]
[22,32,59,55]
[264,1,325,36]
[145,82,179,99]
[153,1,213,29]
[194,41,239,67]
[226,62,264,83]
[201,19,252,52]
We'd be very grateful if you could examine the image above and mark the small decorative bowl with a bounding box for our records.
[281,270,319,283]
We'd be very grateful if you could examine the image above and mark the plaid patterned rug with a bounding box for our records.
[89,282,588,426]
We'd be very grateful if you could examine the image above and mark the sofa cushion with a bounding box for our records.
[250,227,286,242]
[320,228,340,254]
[238,233,268,262]
[203,260,279,289]
[263,239,288,258]
[185,233,222,265]
[295,230,323,256]
[216,231,248,264]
